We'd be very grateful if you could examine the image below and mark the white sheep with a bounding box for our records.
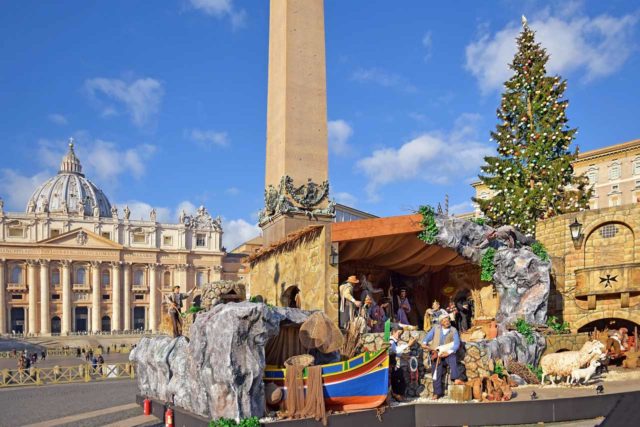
[570,359,600,385]
[540,341,603,385]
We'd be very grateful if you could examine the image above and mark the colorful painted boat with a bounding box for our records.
[264,348,389,411]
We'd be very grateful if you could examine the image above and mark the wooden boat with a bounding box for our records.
[264,347,389,411]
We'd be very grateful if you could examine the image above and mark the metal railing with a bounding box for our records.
[0,345,135,359]
[0,362,135,387]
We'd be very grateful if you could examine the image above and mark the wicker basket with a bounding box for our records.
[284,354,315,368]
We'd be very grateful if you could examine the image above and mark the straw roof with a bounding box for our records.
[245,225,324,266]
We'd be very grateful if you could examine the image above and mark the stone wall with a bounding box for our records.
[537,205,640,332]
[248,226,338,322]
[543,333,590,356]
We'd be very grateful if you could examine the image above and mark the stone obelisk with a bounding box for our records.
[260,0,334,245]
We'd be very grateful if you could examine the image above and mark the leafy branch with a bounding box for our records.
[531,242,549,262]
[480,248,496,282]
[417,205,439,244]
[515,318,535,345]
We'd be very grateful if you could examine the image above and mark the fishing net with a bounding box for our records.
[299,312,344,354]
[284,365,305,418]
[302,366,328,426]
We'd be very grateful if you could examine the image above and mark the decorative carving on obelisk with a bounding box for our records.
[259,176,335,225]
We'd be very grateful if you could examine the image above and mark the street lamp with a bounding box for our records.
[569,218,583,246]
[329,244,339,266]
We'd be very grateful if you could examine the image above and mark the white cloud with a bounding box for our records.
[85,77,164,127]
[357,114,493,201]
[222,218,261,251]
[176,200,197,216]
[189,0,246,29]
[48,114,68,125]
[351,68,417,93]
[225,187,240,196]
[449,201,474,215]
[0,169,50,211]
[422,31,433,61]
[466,12,639,93]
[328,120,354,155]
[333,192,357,207]
[186,128,229,148]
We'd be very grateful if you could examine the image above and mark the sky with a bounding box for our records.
[1,0,639,250]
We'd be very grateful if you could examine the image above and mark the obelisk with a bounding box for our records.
[260,0,333,245]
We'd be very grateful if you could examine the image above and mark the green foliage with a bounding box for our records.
[473,21,592,237]
[493,360,506,378]
[209,416,260,427]
[181,305,204,318]
[527,363,543,381]
[531,242,549,262]
[480,248,497,282]
[515,318,536,344]
[417,205,439,244]
[470,217,487,226]
[546,315,570,334]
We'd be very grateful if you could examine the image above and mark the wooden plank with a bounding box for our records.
[331,214,422,242]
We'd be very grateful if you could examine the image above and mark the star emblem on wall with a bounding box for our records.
[599,274,618,288]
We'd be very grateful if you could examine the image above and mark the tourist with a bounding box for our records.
[106,346,110,355]
[97,354,105,375]
[389,327,416,401]
[41,350,46,361]
[91,356,98,372]
[395,288,412,325]
[421,314,464,400]
[425,300,447,331]
[31,353,37,365]
[165,285,197,337]
[338,276,361,329]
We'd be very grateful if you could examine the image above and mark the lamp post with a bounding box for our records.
[329,244,339,266]
[569,218,583,248]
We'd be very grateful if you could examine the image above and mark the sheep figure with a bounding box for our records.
[540,341,603,385]
[570,359,600,385]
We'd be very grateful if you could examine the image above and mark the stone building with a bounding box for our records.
[470,138,640,216]
[0,142,225,335]
[537,204,640,333]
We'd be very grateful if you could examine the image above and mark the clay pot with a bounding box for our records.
[472,378,483,401]
[488,321,498,339]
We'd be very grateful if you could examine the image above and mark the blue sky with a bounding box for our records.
[1,0,639,249]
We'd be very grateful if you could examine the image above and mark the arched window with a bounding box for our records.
[101,270,110,287]
[196,271,206,287]
[101,316,111,332]
[634,157,640,176]
[51,268,60,287]
[609,161,621,181]
[163,271,171,287]
[76,267,86,285]
[10,266,22,284]
[134,270,144,286]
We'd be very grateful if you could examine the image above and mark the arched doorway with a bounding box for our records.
[101,315,111,332]
[453,288,474,332]
[133,307,146,330]
[280,285,301,308]
[74,307,88,332]
[51,316,61,334]
[578,318,640,334]
[10,307,25,333]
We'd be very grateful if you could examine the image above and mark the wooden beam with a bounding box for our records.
[331,214,422,242]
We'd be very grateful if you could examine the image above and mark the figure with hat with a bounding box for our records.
[395,288,412,325]
[425,300,448,331]
[339,276,362,329]
[162,285,197,337]
[421,313,464,400]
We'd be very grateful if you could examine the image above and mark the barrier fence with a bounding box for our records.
[0,362,135,387]
[0,345,134,359]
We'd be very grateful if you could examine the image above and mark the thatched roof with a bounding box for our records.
[245,225,324,266]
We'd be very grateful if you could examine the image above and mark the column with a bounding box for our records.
[91,261,101,332]
[149,263,158,332]
[27,260,38,335]
[111,262,121,331]
[39,260,50,334]
[61,260,71,334]
[0,259,6,334]
[123,263,131,331]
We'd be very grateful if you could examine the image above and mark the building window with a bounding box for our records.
[51,268,60,287]
[11,294,22,300]
[163,235,173,246]
[8,227,24,238]
[51,294,61,300]
[634,158,640,175]
[102,294,110,300]
[163,271,171,287]
[609,162,621,180]
[587,167,598,186]
[133,232,146,244]
[196,271,206,287]
[611,184,620,192]
[133,270,144,287]
[76,267,86,285]
[134,294,144,301]
[599,224,618,238]
[101,232,111,240]
[608,196,621,207]
[196,234,206,247]
[10,266,22,284]
[50,229,61,238]
[101,270,110,287]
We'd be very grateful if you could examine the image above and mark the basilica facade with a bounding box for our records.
[0,142,225,335]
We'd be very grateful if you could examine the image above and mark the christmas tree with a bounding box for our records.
[474,16,591,237]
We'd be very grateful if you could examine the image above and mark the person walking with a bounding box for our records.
[97,354,105,375]
[41,350,46,361]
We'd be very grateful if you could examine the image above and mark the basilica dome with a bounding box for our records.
[26,141,112,217]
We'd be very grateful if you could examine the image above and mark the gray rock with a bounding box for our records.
[487,331,546,366]
[509,374,527,386]
[131,302,311,420]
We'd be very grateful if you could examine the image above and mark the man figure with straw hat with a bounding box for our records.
[339,275,361,329]
[421,313,464,400]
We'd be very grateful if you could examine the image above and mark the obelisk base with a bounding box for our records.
[261,213,333,246]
